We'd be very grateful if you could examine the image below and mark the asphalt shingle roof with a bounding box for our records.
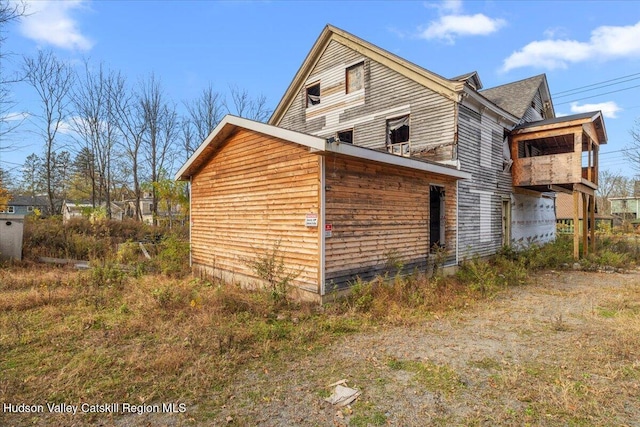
[480,74,546,119]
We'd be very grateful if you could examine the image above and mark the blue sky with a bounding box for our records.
[1,0,640,179]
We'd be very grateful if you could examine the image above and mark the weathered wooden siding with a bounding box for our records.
[457,104,514,259]
[278,40,457,160]
[190,128,321,295]
[323,154,457,289]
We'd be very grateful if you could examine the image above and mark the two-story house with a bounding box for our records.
[177,25,605,301]
[270,25,604,261]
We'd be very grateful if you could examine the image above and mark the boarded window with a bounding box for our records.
[480,115,492,168]
[346,62,364,93]
[479,194,491,243]
[337,129,353,144]
[306,83,320,107]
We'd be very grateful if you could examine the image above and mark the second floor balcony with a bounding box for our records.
[509,111,606,193]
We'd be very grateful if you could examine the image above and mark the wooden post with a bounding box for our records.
[590,194,596,252]
[587,138,592,182]
[582,192,588,257]
[573,188,580,260]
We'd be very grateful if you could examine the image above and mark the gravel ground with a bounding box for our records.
[5,270,639,426]
[214,270,640,426]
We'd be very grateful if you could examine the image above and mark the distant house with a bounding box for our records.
[609,197,640,222]
[1,195,50,216]
[62,200,125,223]
[121,192,181,225]
[556,193,613,233]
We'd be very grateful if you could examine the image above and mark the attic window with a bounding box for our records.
[337,129,353,144]
[306,83,320,107]
[346,62,364,93]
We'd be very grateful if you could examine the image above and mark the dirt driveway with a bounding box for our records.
[214,270,640,426]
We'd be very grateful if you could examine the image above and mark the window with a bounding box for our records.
[337,129,353,144]
[306,83,320,107]
[7,206,14,213]
[346,62,364,93]
[27,206,34,212]
[386,115,410,157]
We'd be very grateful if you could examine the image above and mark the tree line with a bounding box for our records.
[1,43,270,222]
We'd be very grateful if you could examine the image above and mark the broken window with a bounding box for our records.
[346,62,364,93]
[306,83,320,107]
[337,129,353,144]
[386,115,410,156]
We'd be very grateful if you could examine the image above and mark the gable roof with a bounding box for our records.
[8,195,49,206]
[451,71,483,91]
[269,24,466,126]
[480,74,554,119]
[176,115,471,181]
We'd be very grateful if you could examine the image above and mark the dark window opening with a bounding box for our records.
[306,83,320,107]
[386,115,410,156]
[337,129,353,144]
[386,115,409,144]
[430,186,445,250]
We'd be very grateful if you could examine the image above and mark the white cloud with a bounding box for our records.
[502,20,640,72]
[419,1,505,43]
[438,0,463,14]
[569,101,622,119]
[20,0,93,51]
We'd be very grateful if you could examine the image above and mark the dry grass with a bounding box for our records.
[0,262,487,426]
[1,257,639,426]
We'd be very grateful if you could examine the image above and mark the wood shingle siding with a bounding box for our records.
[190,128,321,295]
[323,154,457,288]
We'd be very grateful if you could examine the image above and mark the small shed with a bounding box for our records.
[176,115,470,302]
[0,214,25,261]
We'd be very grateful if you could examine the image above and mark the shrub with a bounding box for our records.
[457,257,501,296]
[154,235,190,278]
[244,241,301,304]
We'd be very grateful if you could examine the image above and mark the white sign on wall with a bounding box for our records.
[305,213,318,227]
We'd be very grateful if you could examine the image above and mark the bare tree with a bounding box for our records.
[183,84,224,155]
[23,50,74,214]
[72,61,121,217]
[140,74,178,225]
[0,0,27,146]
[180,118,196,162]
[112,73,146,220]
[225,84,271,122]
[596,170,624,215]
[625,119,640,174]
